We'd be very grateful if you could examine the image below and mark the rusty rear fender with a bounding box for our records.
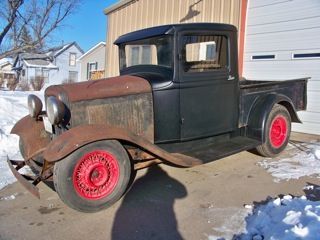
[11,115,51,160]
[43,124,202,168]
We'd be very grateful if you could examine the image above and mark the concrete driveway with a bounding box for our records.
[0,133,319,240]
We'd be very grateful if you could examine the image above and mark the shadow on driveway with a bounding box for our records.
[111,165,187,240]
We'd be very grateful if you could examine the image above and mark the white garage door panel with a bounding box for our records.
[297,111,320,124]
[307,81,320,91]
[243,61,320,80]
[293,122,320,135]
[305,103,320,114]
[247,17,320,35]
[306,91,320,112]
[245,28,320,52]
[245,52,320,62]
[249,0,294,9]
[248,3,320,26]
[245,0,320,135]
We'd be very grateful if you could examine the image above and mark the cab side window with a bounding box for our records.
[183,35,228,73]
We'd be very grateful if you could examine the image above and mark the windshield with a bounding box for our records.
[119,35,173,70]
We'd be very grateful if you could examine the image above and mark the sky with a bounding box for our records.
[52,0,118,52]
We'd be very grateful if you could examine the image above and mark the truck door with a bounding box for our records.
[179,32,238,140]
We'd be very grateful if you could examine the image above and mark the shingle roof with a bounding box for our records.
[46,42,84,57]
[19,53,51,60]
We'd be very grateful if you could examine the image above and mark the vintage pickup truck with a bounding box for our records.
[8,23,308,212]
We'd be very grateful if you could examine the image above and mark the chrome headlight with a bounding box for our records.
[28,94,43,118]
[46,96,65,125]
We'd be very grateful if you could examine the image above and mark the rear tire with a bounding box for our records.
[53,140,132,213]
[256,104,291,157]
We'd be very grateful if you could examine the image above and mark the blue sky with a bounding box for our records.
[52,0,118,52]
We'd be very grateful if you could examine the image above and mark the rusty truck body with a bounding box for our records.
[8,23,308,212]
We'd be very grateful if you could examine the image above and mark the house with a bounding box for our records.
[13,53,58,87]
[103,0,320,135]
[46,42,84,84]
[13,42,84,87]
[0,58,15,88]
[78,42,105,81]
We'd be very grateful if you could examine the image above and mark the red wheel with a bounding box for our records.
[73,150,120,200]
[53,140,133,212]
[269,115,288,148]
[256,104,291,157]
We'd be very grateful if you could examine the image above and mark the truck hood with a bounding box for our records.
[45,75,151,102]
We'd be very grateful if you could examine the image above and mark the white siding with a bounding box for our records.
[79,44,105,81]
[244,0,320,135]
[51,45,82,85]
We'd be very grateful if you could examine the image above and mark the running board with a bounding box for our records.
[180,136,260,164]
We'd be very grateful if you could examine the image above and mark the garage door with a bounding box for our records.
[243,0,320,135]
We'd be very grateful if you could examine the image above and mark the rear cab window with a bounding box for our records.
[182,35,229,73]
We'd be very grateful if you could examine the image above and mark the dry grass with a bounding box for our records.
[30,76,45,91]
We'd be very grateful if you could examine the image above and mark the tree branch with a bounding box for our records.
[0,0,24,46]
[0,0,79,57]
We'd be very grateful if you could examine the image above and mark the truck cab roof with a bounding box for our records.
[114,23,237,45]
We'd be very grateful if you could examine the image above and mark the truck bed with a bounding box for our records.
[239,78,308,126]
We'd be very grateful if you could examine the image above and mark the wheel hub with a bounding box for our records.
[269,115,287,148]
[73,150,120,200]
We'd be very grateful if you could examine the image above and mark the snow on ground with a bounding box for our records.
[205,207,251,240]
[259,141,320,182]
[209,185,320,240]
[0,90,44,190]
[235,194,320,240]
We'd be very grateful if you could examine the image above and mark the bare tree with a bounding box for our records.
[0,0,80,58]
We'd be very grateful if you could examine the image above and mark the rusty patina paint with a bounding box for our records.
[45,75,151,102]
[46,75,154,142]
[43,124,202,168]
[11,115,50,160]
[71,93,154,142]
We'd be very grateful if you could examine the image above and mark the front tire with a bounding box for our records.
[256,104,291,157]
[53,140,132,212]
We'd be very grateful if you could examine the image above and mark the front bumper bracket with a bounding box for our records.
[7,156,40,199]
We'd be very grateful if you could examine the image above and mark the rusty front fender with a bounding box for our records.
[11,115,50,160]
[43,124,202,167]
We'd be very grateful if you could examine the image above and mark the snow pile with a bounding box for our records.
[0,90,43,190]
[209,189,320,240]
[259,142,320,182]
[235,195,320,240]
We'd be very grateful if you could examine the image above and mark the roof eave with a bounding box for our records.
[103,0,134,15]
[78,42,106,60]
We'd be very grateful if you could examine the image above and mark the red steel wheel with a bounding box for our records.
[269,115,288,148]
[73,150,120,200]
[256,104,291,157]
[53,140,132,213]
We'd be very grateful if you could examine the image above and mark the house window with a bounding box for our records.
[126,45,154,67]
[251,55,275,60]
[130,46,140,66]
[69,71,78,82]
[21,69,25,77]
[141,46,151,64]
[183,35,228,72]
[35,68,49,83]
[87,62,98,80]
[43,70,49,83]
[205,43,216,60]
[69,53,76,66]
